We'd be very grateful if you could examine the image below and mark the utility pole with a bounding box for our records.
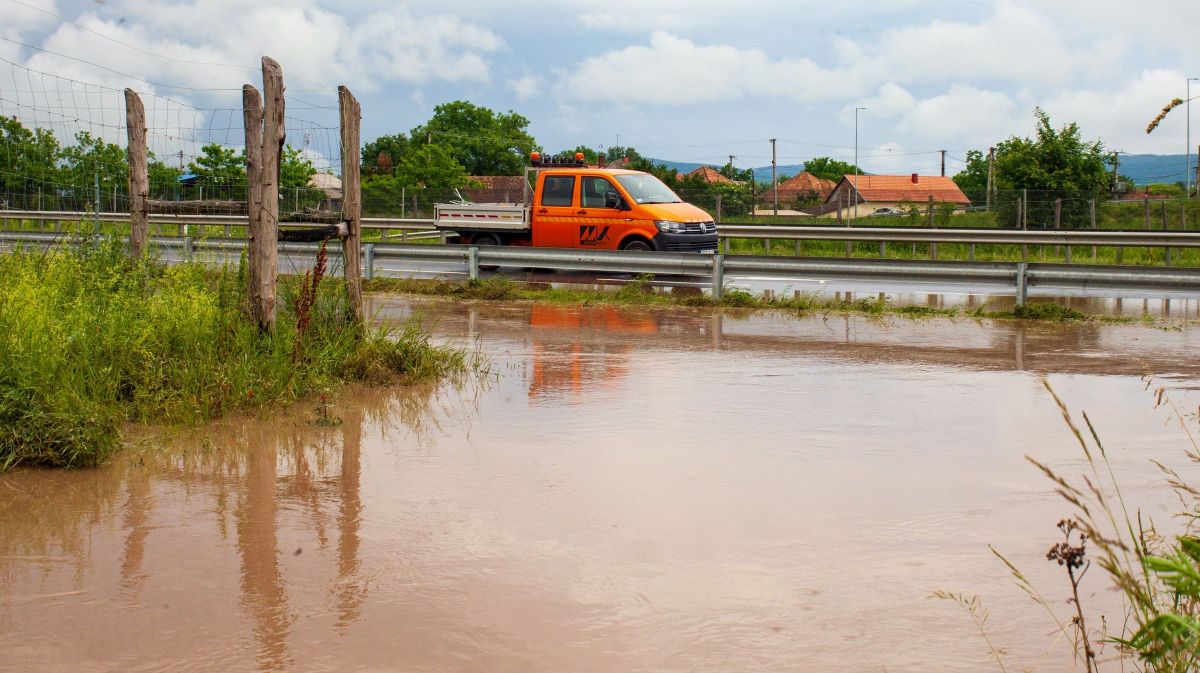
[770,138,777,217]
[985,146,995,212]
[426,130,432,145]
[178,150,184,171]
[1112,151,1122,196]
[854,106,866,225]
[939,149,946,177]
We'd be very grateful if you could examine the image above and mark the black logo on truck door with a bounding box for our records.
[579,225,610,245]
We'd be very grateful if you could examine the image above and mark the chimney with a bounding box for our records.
[911,173,919,184]
[598,153,606,168]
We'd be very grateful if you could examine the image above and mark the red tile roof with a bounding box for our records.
[687,165,734,184]
[828,175,970,205]
[772,171,835,199]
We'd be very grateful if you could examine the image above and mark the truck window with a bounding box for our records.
[541,176,575,207]
[581,177,619,208]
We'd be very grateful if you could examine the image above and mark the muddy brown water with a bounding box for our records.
[3,298,1200,673]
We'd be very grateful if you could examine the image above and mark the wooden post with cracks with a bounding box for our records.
[243,57,284,332]
[124,89,149,259]
[339,86,363,323]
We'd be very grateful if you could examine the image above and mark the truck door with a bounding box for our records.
[531,173,580,248]
[577,176,626,250]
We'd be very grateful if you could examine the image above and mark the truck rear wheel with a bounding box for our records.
[472,233,501,272]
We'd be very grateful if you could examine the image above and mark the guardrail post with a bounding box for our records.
[722,236,730,253]
[1015,262,1027,307]
[711,253,724,300]
[364,243,375,280]
[183,235,194,262]
[794,239,802,256]
[467,246,479,281]
[968,243,975,261]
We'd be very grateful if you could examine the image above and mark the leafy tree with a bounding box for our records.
[362,144,476,214]
[802,156,861,182]
[0,116,61,208]
[412,100,537,175]
[719,162,754,182]
[361,133,412,177]
[187,143,245,200]
[953,108,1111,226]
[147,154,183,200]
[59,131,127,209]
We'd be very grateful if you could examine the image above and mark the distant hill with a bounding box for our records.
[1115,154,1190,185]
[650,154,1193,186]
[648,158,807,183]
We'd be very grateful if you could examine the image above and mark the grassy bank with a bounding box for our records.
[0,238,465,470]
[363,275,1151,325]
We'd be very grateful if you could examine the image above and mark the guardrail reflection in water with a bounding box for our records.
[5,230,1200,306]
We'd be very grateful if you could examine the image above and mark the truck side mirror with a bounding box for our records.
[605,191,621,209]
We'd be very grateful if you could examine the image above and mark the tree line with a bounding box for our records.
[1,116,321,210]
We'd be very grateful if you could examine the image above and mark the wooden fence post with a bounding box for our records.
[124,89,149,259]
[259,56,285,332]
[243,84,267,330]
[339,85,363,323]
[1090,198,1097,260]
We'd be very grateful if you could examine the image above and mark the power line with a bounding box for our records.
[3,0,336,90]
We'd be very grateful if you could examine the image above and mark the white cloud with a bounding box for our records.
[1042,69,1193,154]
[565,31,863,104]
[507,74,541,100]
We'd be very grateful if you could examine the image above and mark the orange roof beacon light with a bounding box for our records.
[530,151,541,164]
[574,152,585,162]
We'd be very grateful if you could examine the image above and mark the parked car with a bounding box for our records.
[871,207,901,216]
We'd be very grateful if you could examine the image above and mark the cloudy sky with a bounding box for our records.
[1,0,1197,175]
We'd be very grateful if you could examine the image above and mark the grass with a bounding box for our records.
[0,237,466,471]
[940,379,1200,672]
[362,275,1157,326]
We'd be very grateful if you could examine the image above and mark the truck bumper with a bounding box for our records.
[650,232,719,252]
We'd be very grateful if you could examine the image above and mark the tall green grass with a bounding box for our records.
[0,238,465,470]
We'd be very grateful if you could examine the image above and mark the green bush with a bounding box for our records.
[0,239,463,470]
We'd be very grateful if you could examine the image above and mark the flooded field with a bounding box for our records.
[3,297,1200,672]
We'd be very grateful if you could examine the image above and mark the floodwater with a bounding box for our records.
[3,299,1200,673]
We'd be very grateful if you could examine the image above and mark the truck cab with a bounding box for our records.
[435,154,718,253]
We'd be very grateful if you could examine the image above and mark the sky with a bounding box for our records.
[1,0,1198,176]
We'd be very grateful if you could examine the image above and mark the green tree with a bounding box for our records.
[361,133,412,177]
[802,156,861,182]
[719,162,754,182]
[187,143,245,200]
[412,100,537,175]
[59,131,127,210]
[147,153,182,200]
[954,108,1111,226]
[952,149,989,202]
[0,116,61,209]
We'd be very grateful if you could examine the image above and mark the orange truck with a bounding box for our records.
[434,153,718,252]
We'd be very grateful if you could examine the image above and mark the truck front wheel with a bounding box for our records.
[621,238,653,252]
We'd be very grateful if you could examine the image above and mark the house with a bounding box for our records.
[764,171,836,207]
[461,175,528,203]
[820,174,971,219]
[686,165,734,184]
[308,173,343,211]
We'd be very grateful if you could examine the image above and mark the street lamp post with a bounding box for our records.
[854,106,866,224]
[1189,78,1198,197]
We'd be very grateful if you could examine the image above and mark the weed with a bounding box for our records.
[1012,302,1087,321]
[0,238,465,470]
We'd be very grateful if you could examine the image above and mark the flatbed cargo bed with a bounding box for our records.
[434,203,530,232]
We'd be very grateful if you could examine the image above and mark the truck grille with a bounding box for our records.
[683,221,715,233]
[664,239,718,252]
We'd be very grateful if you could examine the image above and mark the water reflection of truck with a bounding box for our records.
[528,304,657,401]
[435,153,719,252]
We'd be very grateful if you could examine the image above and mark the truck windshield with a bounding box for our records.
[615,174,682,204]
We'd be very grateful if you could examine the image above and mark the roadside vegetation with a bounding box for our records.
[939,379,1200,671]
[0,238,465,471]
[363,275,1151,325]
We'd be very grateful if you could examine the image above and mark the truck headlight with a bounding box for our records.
[655,220,685,233]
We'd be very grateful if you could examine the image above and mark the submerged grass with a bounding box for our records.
[363,276,1161,326]
[0,238,465,471]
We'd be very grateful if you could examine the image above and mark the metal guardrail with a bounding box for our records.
[5,230,1200,305]
[3,210,1197,247]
